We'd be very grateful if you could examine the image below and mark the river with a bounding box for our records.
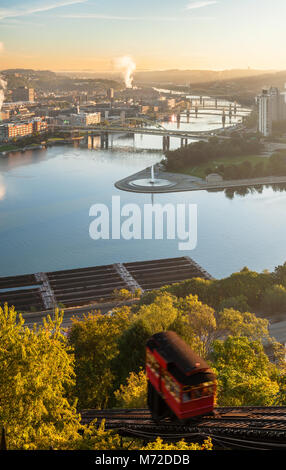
[0,106,285,279]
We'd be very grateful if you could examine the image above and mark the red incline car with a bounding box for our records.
[146,331,216,421]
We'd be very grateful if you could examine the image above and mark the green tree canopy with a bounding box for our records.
[211,336,280,406]
[0,304,81,450]
[114,369,147,409]
[69,308,131,409]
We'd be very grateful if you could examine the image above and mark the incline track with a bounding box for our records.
[80,407,286,450]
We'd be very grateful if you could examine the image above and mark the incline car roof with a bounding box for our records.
[147,331,210,375]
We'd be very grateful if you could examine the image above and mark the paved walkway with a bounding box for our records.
[115,164,286,194]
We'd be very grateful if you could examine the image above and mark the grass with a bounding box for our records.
[0,144,19,152]
[177,154,267,178]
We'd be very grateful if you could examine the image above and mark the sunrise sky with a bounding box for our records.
[0,0,285,72]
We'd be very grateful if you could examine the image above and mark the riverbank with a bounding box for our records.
[0,138,82,156]
[115,163,286,193]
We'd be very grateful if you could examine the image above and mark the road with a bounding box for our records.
[269,318,286,345]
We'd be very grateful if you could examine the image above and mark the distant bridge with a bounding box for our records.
[51,112,239,152]
[53,124,221,140]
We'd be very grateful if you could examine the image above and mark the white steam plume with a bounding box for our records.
[114,56,136,88]
[0,76,7,112]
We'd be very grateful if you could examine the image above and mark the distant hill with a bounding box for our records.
[0,69,121,92]
[134,69,277,85]
[2,68,286,105]
[185,70,286,105]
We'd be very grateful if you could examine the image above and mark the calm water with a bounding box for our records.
[1,107,285,279]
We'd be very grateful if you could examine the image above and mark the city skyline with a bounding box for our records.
[0,0,285,72]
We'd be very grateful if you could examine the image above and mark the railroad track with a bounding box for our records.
[80,407,286,450]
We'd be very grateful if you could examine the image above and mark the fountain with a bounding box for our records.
[129,165,175,190]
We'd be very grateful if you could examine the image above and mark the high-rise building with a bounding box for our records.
[107,88,114,100]
[257,87,286,136]
[12,87,35,103]
[257,89,272,137]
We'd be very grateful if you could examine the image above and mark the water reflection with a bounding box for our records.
[0,148,48,172]
[0,174,6,200]
[223,183,286,199]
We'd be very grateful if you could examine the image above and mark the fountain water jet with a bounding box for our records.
[129,165,175,190]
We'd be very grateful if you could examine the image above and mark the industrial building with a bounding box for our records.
[57,110,101,126]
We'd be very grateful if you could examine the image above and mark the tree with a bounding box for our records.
[114,369,147,408]
[217,295,250,313]
[176,295,217,357]
[261,284,286,315]
[274,262,286,286]
[114,293,180,386]
[136,293,178,332]
[69,308,131,409]
[216,308,270,342]
[69,421,125,450]
[211,336,279,406]
[0,304,81,450]
[69,421,213,450]
[141,437,213,450]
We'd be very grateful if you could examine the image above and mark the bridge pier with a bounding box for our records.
[186,110,190,123]
[87,135,92,149]
[163,135,170,152]
[88,134,101,149]
[222,113,226,128]
[101,132,109,149]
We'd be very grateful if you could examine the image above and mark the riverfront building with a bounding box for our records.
[0,118,48,141]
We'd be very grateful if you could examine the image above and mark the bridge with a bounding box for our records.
[52,119,232,151]
[53,123,216,139]
[56,126,209,151]
[51,110,242,150]
[180,110,246,118]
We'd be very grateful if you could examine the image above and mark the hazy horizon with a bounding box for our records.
[0,67,281,74]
